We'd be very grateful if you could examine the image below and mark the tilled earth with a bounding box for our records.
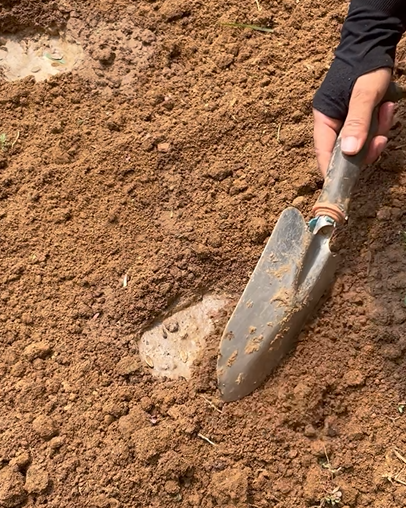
[1,1,406,507]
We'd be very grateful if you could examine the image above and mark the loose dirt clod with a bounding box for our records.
[0,467,26,508]
[24,466,49,495]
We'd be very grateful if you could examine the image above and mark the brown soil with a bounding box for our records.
[1,1,406,507]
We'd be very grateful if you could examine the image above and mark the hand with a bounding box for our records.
[313,68,395,177]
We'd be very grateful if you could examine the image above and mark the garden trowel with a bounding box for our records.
[217,82,405,402]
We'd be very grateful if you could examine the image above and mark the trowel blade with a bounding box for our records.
[217,207,337,402]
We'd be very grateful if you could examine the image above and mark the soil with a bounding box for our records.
[1,1,406,507]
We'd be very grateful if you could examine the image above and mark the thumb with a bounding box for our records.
[341,68,392,155]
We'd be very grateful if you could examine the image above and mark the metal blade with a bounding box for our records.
[217,207,337,402]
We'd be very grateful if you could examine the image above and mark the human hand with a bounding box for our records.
[313,68,395,177]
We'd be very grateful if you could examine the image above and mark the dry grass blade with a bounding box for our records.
[220,22,274,33]
[198,433,217,446]
[394,448,406,464]
[200,395,223,414]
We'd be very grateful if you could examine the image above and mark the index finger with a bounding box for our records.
[313,109,342,177]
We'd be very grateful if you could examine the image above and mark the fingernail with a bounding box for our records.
[341,136,359,154]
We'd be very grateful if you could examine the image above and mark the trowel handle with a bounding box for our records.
[312,81,405,225]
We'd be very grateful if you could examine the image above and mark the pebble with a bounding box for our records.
[157,142,171,153]
[303,424,317,438]
[393,308,406,325]
[116,356,140,376]
[32,415,58,440]
[0,466,26,508]
[23,341,51,361]
[376,207,392,221]
[49,436,65,450]
[24,465,49,494]
[292,196,305,209]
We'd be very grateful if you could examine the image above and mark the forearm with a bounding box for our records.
[313,0,406,119]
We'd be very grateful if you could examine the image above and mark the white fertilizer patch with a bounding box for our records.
[0,34,84,82]
[139,295,228,380]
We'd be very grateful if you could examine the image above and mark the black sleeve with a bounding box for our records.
[313,0,406,120]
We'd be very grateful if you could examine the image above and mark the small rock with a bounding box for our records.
[23,341,51,361]
[304,424,317,438]
[10,452,31,470]
[343,369,365,387]
[157,142,171,153]
[0,466,26,507]
[140,396,153,412]
[24,465,49,494]
[32,415,58,440]
[49,436,65,450]
[393,308,406,325]
[116,356,140,376]
[376,207,392,221]
[292,196,305,209]
[104,414,115,425]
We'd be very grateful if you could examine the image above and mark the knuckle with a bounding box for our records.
[343,117,368,131]
[351,84,380,104]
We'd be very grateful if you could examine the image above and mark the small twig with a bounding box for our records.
[254,0,262,11]
[200,395,223,414]
[10,130,20,150]
[198,433,217,446]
